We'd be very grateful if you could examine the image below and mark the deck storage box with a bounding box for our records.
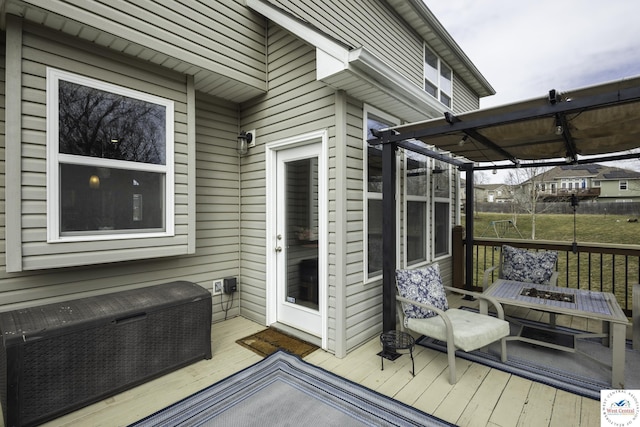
[0,281,212,427]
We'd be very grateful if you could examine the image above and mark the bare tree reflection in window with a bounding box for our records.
[58,80,165,165]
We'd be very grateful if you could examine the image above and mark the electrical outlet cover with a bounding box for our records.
[214,280,223,293]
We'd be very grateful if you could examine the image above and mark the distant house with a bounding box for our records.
[528,164,640,202]
[0,0,494,357]
[477,183,514,203]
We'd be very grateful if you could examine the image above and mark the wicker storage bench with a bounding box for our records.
[0,281,212,427]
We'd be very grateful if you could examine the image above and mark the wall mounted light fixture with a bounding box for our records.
[237,130,255,155]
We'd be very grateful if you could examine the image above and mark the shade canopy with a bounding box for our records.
[369,75,640,332]
[371,75,640,169]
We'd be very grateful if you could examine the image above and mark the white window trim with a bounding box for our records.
[403,152,431,268]
[620,180,629,191]
[363,105,400,283]
[46,67,175,242]
[432,160,452,260]
[424,44,453,109]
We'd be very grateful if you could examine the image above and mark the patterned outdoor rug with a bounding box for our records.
[236,327,318,358]
[417,311,639,400]
[130,350,453,426]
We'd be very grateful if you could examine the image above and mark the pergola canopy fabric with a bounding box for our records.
[371,75,640,167]
[368,75,640,332]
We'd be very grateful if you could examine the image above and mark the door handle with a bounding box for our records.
[275,246,282,252]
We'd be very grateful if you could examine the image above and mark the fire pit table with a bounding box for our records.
[480,279,629,388]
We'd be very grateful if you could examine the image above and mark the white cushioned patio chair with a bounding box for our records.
[396,263,510,384]
[482,244,559,290]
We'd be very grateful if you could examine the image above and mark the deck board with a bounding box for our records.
[0,297,609,427]
[456,368,511,427]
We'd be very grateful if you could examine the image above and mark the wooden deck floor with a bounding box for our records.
[19,295,621,427]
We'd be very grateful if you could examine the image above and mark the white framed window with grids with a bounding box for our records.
[424,45,453,108]
[46,68,175,242]
[432,159,452,259]
[404,151,430,267]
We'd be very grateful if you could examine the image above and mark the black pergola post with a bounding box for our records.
[382,139,397,332]
[463,163,475,291]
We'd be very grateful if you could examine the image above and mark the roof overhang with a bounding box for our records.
[246,0,473,122]
[317,47,448,122]
[370,75,640,169]
[3,0,266,102]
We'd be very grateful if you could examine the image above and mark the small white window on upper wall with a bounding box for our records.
[46,68,175,242]
[424,46,453,108]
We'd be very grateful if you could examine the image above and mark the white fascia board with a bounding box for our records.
[245,0,349,67]
[347,47,446,118]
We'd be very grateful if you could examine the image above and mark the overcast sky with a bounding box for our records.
[425,0,640,181]
[427,0,640,108]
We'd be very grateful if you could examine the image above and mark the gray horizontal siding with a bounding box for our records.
[0,24,244,317]
[14,22,191,270]
[271,0,424,88]
[237,25,338,330]
[15,0,267,93]
[453,77,480,113]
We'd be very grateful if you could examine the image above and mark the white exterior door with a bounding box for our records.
[266,132,326,342]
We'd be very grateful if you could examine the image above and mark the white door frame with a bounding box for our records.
[265,130,328,349]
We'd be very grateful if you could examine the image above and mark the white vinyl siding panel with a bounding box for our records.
[13,0,267,97]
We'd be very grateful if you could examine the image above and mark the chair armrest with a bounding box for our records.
[396,295,455,344]
[548,271,559,286]
[482,265,499,290]
[443,286,506,320]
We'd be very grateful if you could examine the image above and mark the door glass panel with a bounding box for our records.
[285,158,319,310]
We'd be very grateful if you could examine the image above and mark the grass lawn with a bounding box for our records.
[467,212,640,245]
[464,212,640,311]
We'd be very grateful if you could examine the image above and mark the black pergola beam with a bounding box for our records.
[473,151,640,171]
[463,128,518,164]
[396,140,468,168]
[370,84,640,145]
[556,113,578,163]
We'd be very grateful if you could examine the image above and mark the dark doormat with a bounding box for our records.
[236,328,319,358]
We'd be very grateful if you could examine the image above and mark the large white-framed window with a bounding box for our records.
[46,68,175,242]
[405,151,429,267]
[432,159,451,259]
[364,106,399,282]
[424,45,453,108]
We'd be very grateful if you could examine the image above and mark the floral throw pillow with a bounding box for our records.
[396,264,448,323]
[501,245,558,284]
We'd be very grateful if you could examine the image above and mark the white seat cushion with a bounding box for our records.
[407,308,509,352]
